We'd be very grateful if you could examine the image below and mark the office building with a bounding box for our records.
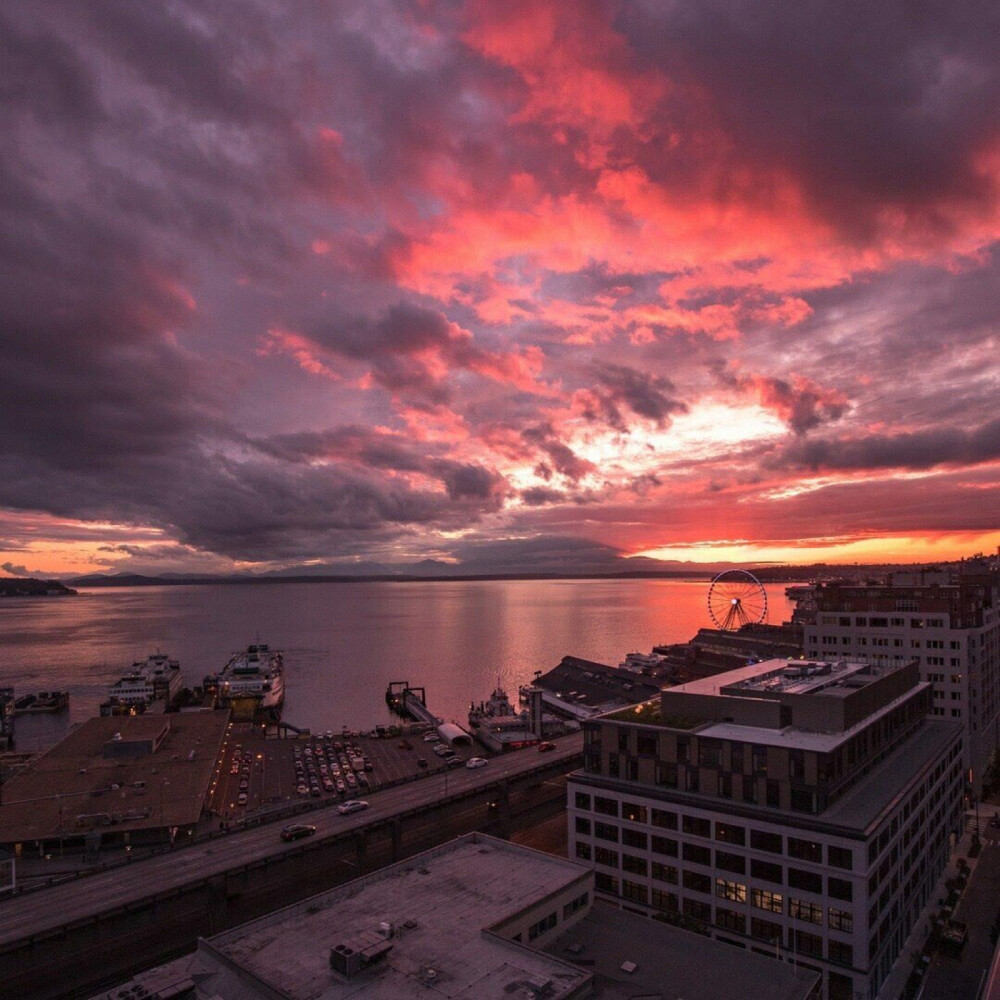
[567,657,965,1000]
[802,561,1000,793]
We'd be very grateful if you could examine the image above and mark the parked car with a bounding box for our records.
[237,792,248,805]
[466,757,488,769]
[417,757,428,768]
[280,824,317,842]
[446,756,464,767]
[339,799,369,815]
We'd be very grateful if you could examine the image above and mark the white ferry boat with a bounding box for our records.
[102,653,183,714]
[209,644,285,716]
[618,651,664,673]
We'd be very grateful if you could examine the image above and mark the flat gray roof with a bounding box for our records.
[544,902,819,1000]
[698,681,933,752]
[104,834,593,999]
[821,719,960,830]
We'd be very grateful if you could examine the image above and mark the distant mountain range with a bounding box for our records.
[59,558,969,588]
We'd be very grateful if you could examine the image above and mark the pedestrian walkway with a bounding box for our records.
[877,811,987,1000]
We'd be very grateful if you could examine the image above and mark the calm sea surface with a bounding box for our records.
[0,579,794,747]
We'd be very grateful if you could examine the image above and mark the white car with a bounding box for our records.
[466,757,488,769]
[338,799,369,815]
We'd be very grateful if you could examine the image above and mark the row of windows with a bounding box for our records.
[562,891,589,920]
[808,650,964,673]
[817,616,950,630]
[574,796,853,871]
[579,839,855,911]
[527,911,557,941]
[593,874,856,966]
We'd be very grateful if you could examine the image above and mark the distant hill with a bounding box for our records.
[0,577,77,597]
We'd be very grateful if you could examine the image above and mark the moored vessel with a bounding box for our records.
[100,653,182,716]
[205,644,284,721]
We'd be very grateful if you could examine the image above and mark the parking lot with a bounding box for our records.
[205,722,478,823]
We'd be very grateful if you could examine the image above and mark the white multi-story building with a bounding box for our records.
[567,658,965,1000]
[802,562,1000,794]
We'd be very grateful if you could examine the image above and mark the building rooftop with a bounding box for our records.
[100,834,593,1000]
[820,719,960,831]
[603,657,924,745]
[95,833,820,1000]
[544,903,819,1000]
[694,680,933,752]
[669,657,877,699]
[0,712,229,843]
[533,656,661,712]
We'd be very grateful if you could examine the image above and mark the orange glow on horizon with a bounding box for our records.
[634,531,1000,567]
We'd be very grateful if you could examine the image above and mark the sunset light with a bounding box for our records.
[0,3,996,578]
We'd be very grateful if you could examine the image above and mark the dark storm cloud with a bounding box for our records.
[713,364,849,436]
[622,0,1000,239]
[254,426,430,472]
[521,486,566,507]
[772,419,1000,472]
[253,425,506,505]
[436,462,505,502]
[583,362,688,431]
[0,4,520,564]
[0,9,103,127]
[522,425,595,482]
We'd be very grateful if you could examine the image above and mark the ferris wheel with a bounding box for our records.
[708,570,768,631]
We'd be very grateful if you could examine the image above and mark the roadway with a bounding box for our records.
[0,733,582,949]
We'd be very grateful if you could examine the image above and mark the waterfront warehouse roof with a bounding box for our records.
[534,655,661,712]
[0,711,230,844]
[544,903,820,1000]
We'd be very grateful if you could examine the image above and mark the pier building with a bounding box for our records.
[0,712,230,850]
[567,657,965,1000]
[523,656,661,721]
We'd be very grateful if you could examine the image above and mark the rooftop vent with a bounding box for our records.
[620,961,638,974]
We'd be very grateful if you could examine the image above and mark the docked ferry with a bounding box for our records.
[206,644,285,720]
[101,652,183,715]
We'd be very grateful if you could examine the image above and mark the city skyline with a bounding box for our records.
[2,2,998,578]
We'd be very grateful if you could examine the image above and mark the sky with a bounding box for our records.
[1,1,998,579]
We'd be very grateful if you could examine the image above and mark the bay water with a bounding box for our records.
[0,579,794,747]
